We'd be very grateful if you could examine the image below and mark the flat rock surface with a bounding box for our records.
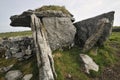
[5,70,23,80]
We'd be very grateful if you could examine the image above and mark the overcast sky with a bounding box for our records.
[0,0,120,33]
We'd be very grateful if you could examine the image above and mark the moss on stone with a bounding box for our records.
[35,5,72,16]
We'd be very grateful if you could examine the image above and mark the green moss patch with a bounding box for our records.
[35,5,72,16]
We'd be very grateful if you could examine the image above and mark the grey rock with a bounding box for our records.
[1,36,35,60]
[43,17,76,50]
[13,52,24,59]
[10,10,73,27]
[2,40,13,48]
[83,18,110,51]
[5,70,23,80]
[10,47,19,55]
[74,11,114,50]
[22,74,33,80]
[0,64,14,73]
[5,49,12,59]
[25,46,32,55]
[80,54,99,74]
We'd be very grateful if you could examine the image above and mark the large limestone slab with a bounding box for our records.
[43,17,76,50]
[74,11,114,50]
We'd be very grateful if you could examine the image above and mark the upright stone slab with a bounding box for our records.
[30,14,56,80]
[74,11,114,50]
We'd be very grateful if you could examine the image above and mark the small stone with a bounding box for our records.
[25,46,32,55]
[5,49,12,59]
[5,70,23,80]
[22,74,33,80]
[80,54,99,74]
[13,52,24,59]
[68,74,72,79]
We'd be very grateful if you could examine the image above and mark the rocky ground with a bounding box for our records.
[0,31,120,80]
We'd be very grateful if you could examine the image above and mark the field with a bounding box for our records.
[0,31,120,80]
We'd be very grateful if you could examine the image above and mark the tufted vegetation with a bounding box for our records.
[35,5,72,16]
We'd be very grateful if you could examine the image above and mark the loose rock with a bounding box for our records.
[22,74,33,80]
[5,70,23,80]
[80,54,99,74]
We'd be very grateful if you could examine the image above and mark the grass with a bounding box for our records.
[11,56,39,80]
[0,31,32,38]
[0,56,39,80]
[53,32,120,79]
[35,5,72,16]
[109,32,120,42]
[53,47,90,80]
[0,31,120,80]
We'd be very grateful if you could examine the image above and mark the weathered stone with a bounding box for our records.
[0,64,14,73]
[5,70,23,80]
[22,74,33,80]
[10,10,74,27]
[80,54,99,74]
[5,49,12,59]
[74,11,114,50]
[43,17,76,50]
[83,18,110,51]
[30,14,56,80]
[13,52,24,59]
[0,36,35,60]
[25,46,32,55]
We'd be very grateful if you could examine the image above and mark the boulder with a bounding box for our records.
[80,54,99,74]
[74,11,114,50]
[42,17,76,50]
[83,18,110,51]
[5,70,23,80]
[22,74,33,80]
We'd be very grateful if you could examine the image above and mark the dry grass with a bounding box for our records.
[35,5,72,16]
